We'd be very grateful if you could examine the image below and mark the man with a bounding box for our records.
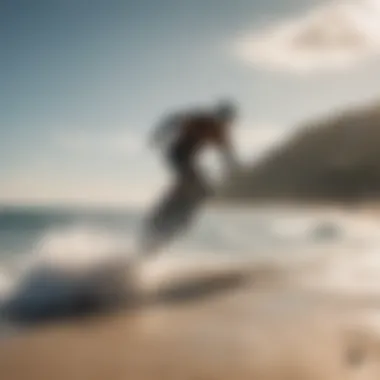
[150,99,239,197]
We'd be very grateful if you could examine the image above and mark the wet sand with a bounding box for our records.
[1,262,380,380]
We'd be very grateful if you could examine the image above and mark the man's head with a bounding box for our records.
[214,99,238,124]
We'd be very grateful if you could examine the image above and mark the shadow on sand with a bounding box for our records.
[1,258,256,328]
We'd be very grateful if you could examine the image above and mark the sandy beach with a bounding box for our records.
[2,259,380,380]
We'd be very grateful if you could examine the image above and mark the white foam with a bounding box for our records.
[2,207,380,326]
[298,245,380,296]
[32,225,136,272]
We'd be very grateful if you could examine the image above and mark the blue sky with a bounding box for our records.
[3,0,380,206]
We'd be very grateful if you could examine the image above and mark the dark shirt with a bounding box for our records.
[171,111,230,158]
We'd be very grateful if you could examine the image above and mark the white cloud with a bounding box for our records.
[233,0,380,73]
[56,129,145,157]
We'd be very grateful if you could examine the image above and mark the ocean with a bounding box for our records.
[1,204,380,334]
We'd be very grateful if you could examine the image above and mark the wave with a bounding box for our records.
[0,223,260,327]
[0,225,137,325]
[2,207,380,330]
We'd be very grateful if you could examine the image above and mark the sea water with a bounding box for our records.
[1,204,380,335]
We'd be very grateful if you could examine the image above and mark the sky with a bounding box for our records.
[2,0,380,207]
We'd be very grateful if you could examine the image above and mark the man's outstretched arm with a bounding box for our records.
[149,113,182,149]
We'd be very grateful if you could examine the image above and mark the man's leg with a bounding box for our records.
[168,147,213,198]
[181,161,215,198]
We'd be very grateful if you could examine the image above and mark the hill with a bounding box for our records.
[221,100,380,204]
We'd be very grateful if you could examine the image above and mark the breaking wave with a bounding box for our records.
[1,207,380,331]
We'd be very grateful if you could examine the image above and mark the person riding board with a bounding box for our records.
[149,99,239,198]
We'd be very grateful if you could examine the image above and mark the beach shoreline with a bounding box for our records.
[2,258,380,380]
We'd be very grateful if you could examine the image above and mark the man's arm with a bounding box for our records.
[149,113,182,149]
